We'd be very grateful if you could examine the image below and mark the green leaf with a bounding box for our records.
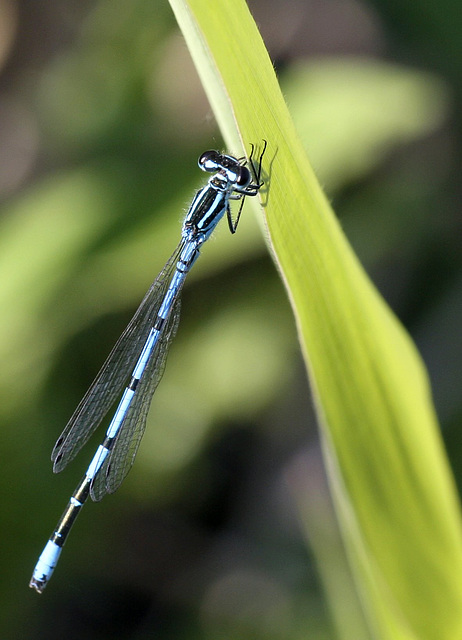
[168,1,462,638]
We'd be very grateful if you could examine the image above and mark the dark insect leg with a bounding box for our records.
[228,140,267,233]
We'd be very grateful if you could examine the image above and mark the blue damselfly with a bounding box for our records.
[30,141,266,593]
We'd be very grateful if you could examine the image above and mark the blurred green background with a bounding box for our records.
[0,1,460,638]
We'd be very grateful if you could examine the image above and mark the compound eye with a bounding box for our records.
[236,165,251,187]
[198,150,220,172]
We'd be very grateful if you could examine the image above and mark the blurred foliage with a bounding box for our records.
[0,0,460,639]
[282,57,449,190]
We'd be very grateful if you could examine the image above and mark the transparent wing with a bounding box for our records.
[90,297,181,501]
[52,242,184,473]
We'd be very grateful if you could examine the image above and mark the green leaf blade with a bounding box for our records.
[169,1,462,638]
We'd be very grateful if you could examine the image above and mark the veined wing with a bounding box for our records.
[90,298,181,501]
[52,242,184,473]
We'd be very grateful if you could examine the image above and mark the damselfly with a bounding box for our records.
[30,141,266,593]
